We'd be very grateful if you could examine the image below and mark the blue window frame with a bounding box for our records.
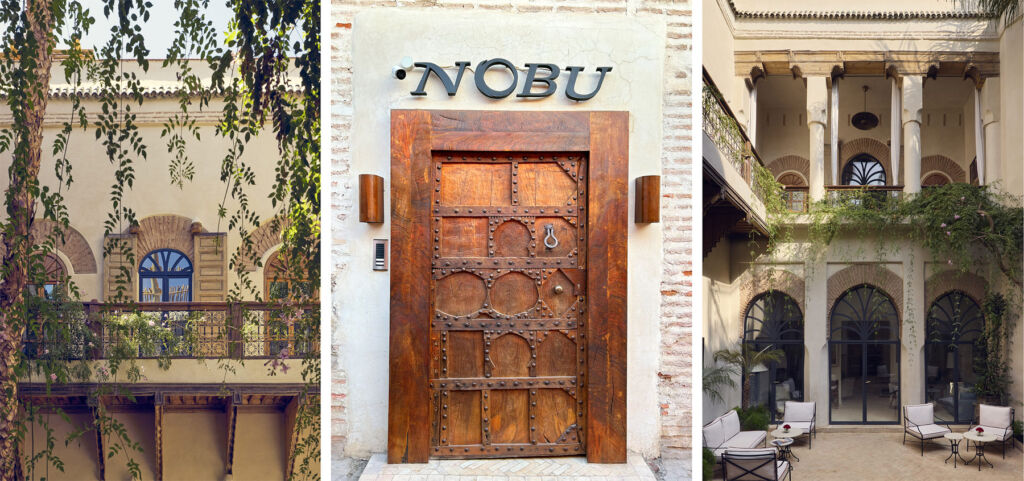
[139,249,193,302]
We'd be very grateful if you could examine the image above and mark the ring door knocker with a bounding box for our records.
[543,223,559,250]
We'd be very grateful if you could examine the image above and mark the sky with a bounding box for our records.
[77,1,234,58]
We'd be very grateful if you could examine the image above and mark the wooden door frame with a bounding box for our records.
[388,110,628,464]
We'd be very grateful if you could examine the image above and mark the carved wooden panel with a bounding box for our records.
[390,110,627,464]
[431,152,587,458]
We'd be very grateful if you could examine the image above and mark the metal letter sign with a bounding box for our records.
[403,59,611,101]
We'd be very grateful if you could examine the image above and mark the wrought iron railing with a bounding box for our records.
[825,185,904,208]
[782,186,809,213]
[22,302,318,360]
[702,69,765,195]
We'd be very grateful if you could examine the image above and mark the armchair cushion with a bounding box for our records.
[904,403,935,428]
[726,430,767,449]
[907,424,951,439]
[782,401,815,423]
[979,404,1012,429]
[969,425,1013,441]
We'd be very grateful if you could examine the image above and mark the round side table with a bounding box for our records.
[943,432,967,468]
[964,431,998,471]
[770,438,799,464]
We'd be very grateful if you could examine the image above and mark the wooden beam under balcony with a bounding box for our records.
[737,50,1000,79]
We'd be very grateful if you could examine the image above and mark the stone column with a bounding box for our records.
[890,77,901,185]
[902,76,923,194]
[748,79,759,149]
[982,78,1001,187]
[974,87,986,185]
[903,248,926,406]
[804,259,830,425]
[830,78,839,185]
[806,76,828,201]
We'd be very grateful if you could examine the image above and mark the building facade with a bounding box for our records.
[703,0,1022,431]
[333,0,694,468]
[3,62,317,480]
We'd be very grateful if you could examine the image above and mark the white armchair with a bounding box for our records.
[903,403,951,456]
[781,401,815,449]
[721,448,792,481]
[970,404,1015,458]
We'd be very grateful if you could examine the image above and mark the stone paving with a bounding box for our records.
[709,432,1022,480]
[357,453,661,480]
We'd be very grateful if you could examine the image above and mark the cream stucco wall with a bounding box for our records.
[0,62,293,302]
[336,9,668,458]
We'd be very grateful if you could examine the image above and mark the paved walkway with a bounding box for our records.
[710,432,1022,480]
[357,453,659,480]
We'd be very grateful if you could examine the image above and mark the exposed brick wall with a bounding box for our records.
[738,268,806,339]
[839,137,892,184]
[924,269,986,309]
[921,154,966,183]
[334,0,693,455]
[826,264,904,331]
[241,217,287,271]
[29,219,98,274]
[134,214,202,261]
[765,155,810,184]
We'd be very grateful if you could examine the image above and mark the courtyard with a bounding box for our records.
[735,430,1022,480]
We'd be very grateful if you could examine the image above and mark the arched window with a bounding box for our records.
[264,251,316,301]
[27,254,66,299]
[743,291,804,422]
[139,249,192,302]
[841,154,886,186]
[924,291,984,423]
[777,172,806,187]
[829,284,900,424]
[922,173,950,187]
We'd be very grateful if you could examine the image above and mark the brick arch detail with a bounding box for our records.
[924,270,986,310]
[766,155,810,183]
[29,219,97,274]
[738,269,806,338]
[839,138,892,184]
[243,217,289,271]
[134,214,205,262]
[921,155,966,183]
[826,264,904,333]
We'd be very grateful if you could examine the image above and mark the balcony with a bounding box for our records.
[702,70,765,197]
[22,301,318,361]
[782,186,809,213]
[825,185,904,209]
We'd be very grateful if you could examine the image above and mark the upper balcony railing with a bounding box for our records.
[702,69,765,196]
[22,301,318,361]
[825,185,904,209]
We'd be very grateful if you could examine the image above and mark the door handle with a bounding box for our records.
[543,224,559,249]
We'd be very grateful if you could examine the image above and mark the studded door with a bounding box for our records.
[430,152,587,458]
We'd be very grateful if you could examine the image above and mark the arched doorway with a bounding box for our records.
[829,285,900,424]
[842,154,887,186]
[743,291,804,423]
[924,291,984,423]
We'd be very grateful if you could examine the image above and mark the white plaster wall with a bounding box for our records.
[337,9,667,458]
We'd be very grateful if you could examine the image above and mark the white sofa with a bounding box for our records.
[703,410,767,459]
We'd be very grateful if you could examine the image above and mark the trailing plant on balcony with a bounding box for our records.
[973,293,1014,405]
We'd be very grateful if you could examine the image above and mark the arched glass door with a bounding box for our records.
[829,285,900,424]
[925,291,984,423]
[842,154,886,186]
[743,291,804,423]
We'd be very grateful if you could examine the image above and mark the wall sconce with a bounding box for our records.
[359,174,384,223]
[635,175,660,223]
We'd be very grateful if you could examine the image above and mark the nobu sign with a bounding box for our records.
[406,59,612,101]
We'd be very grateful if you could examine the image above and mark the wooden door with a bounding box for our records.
[389,110,627,464]
[431,152,587,458]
